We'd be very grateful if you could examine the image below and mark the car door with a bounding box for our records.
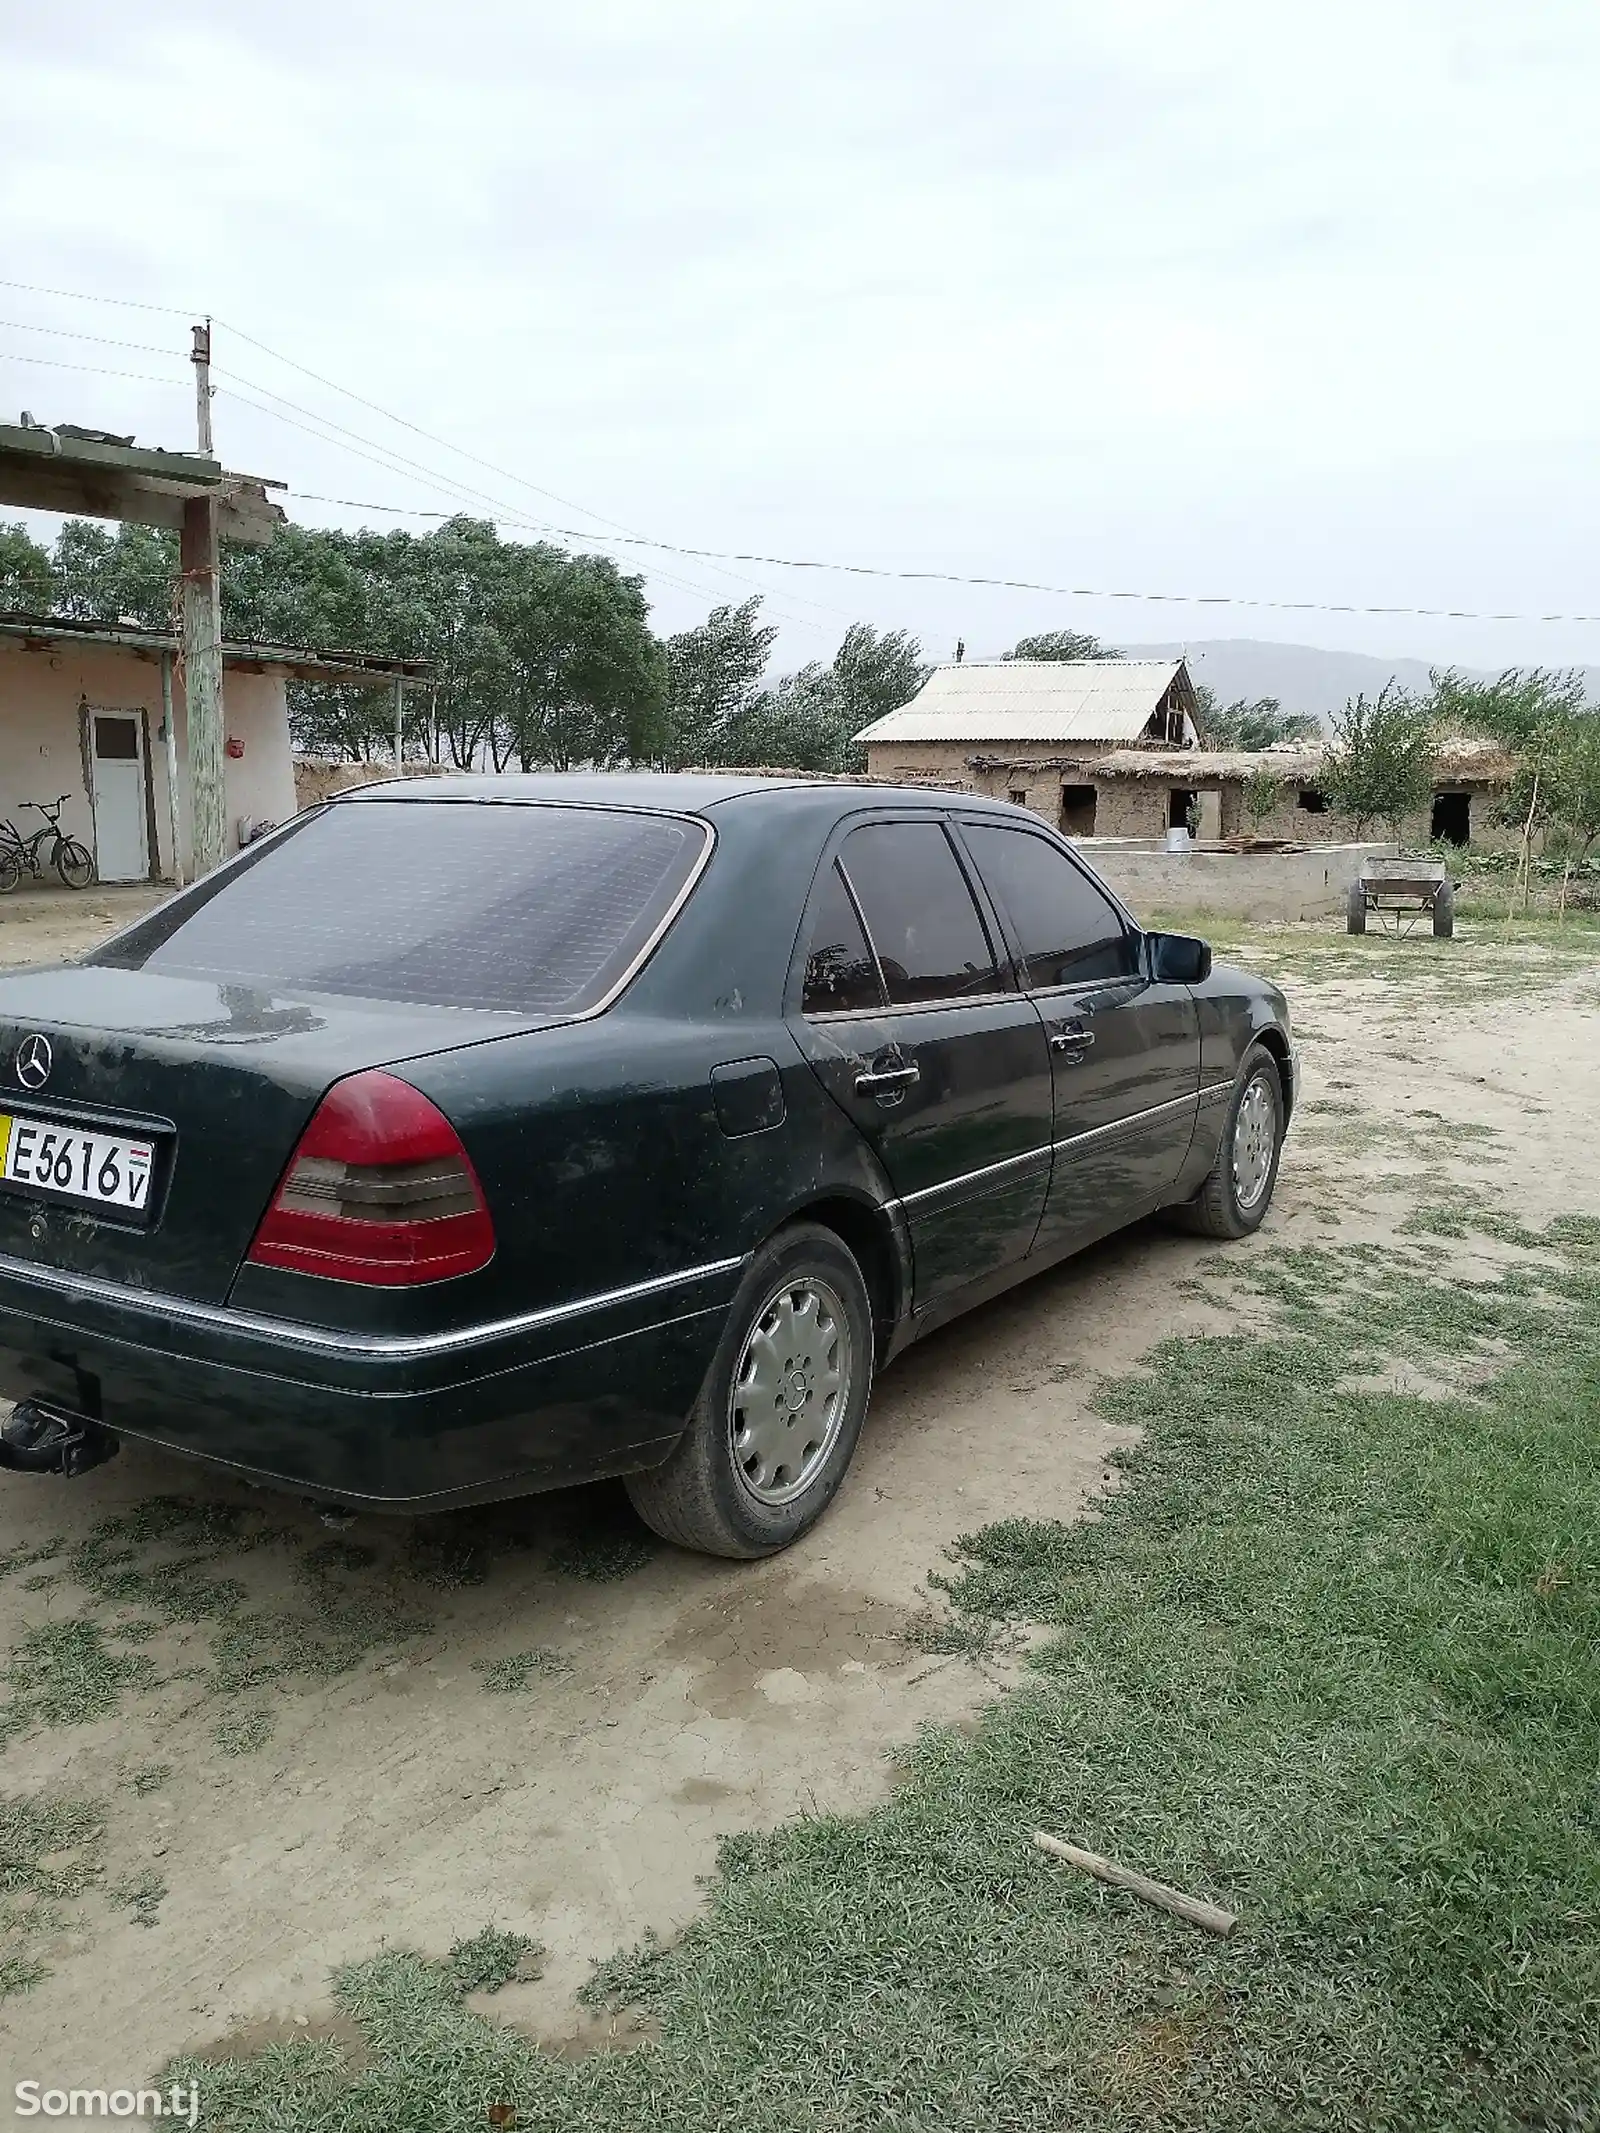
[957,819,1201,1257]
[787,816,1053,1310]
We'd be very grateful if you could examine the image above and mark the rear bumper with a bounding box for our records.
[0,1252,743,1509]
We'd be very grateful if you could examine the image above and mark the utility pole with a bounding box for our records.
[183,320,226,875]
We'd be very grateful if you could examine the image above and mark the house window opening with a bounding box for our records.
[1060,785,1097,836]
[1297,789,1329,814]
[1009,789,1027,808]
[1168,788,1197,831]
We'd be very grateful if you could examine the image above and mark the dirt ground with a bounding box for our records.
[2,899,1598,2104]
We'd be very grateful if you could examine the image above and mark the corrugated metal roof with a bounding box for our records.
[855,659,1186,744]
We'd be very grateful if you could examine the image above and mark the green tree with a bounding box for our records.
[0,521,55,611]
[1319,682,1438,845]
[1195,687,1321,751]
[711,623,928,774]
[662,598,778,768]
[1241,765,1286,835]
[832,623,928,734]
[1005,628,1121,662]
[1427,665,1587,750]
[52,521,176,628]
[488,544,665,773]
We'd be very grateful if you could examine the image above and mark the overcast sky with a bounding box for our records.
[3,0,1599,675]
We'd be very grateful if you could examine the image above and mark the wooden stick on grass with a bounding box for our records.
[1032,1831,1238,1939]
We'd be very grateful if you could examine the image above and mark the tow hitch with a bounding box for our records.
[0,1400,120,1477]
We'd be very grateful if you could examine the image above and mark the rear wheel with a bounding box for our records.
[625,1222,874,1559]
[1346,880,1367,934]
[0,850,19,894]
[54,837,94,889]
[1169,1045,1285,1239]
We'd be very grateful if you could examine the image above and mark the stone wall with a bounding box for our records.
[1081,840,1395,923]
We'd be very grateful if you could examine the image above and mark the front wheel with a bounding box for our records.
[54,837,95,889]
[625,1222,875,1559]
[1168,1045,1285,1239]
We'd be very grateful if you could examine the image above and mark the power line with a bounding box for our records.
[0,277,194,318]
[284,488,1600,630]
[222,391,836,632]
[212,319,858,624]
[0,350,187,391]
[0,318,181,358]
[4,284,1595,631]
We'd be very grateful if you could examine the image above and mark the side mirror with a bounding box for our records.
[1147,931,1212,984]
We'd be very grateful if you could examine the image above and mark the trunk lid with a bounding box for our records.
[0,966,532,1302]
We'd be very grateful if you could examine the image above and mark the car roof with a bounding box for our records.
[331,771,1027,819]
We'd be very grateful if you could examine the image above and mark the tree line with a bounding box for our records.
[0,516,931,773]
[1,517,1332,773]
[13,513,1587,868]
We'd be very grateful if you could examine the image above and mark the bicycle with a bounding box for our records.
[0,795,96,891]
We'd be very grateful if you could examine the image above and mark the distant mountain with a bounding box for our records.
[1117,638,1600,728]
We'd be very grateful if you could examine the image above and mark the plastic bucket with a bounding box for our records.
[1164,827,1192,854]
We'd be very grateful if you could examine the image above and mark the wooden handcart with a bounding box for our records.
[1347,857,1455,938]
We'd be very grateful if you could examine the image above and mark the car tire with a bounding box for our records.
[1169,1045,1285,1240]
[625,1222,875,1559]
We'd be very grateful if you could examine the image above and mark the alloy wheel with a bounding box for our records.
[729,1276,853,1506]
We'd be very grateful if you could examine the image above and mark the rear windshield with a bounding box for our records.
[94,801,709,1016]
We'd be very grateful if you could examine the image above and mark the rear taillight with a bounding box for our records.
[246,1070,495,1286]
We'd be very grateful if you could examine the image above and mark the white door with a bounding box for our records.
[90,712,148,882]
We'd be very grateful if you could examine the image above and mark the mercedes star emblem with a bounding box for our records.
[14,1034,53,1091]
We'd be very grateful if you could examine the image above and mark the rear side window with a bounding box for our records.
[964,822,1135,987]
[838,822,1003,1006]
[801,862,887,1014]
[95,802,708,1016]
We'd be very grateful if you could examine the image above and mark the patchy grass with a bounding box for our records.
[213,1707,276,1756]
[474,1649,573,1694]
[447,1926,544,1994]
[0,1616,157,1739]
[171,1214,1600,2129]
[109,1868,167,1929]
[0,1794,106,1997]
[125,1763,171,1796]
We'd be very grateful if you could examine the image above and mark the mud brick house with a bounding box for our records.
[856,658,1202,835]
[858,657,1515,847]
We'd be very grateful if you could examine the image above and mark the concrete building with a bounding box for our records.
[0,611,423,883]
[857,658,1201,833]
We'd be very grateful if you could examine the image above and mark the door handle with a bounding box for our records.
[854,1062,921,1096]
[1049,1028,1095,1057]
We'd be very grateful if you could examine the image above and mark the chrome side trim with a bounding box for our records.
[1052,1088,1201,1158]
[1196,1079,1236,1110]
[0,1251,747,1362]
[898,1142,1052,1211]
[894,1091,1208,1216]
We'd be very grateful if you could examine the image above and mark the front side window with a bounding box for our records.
[837,822,1003,1007]
[963,823,1135,989]
[93,801,707,1016]
[801,862,886,1014]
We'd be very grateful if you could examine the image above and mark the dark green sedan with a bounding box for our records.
[0,776,1293,1557]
